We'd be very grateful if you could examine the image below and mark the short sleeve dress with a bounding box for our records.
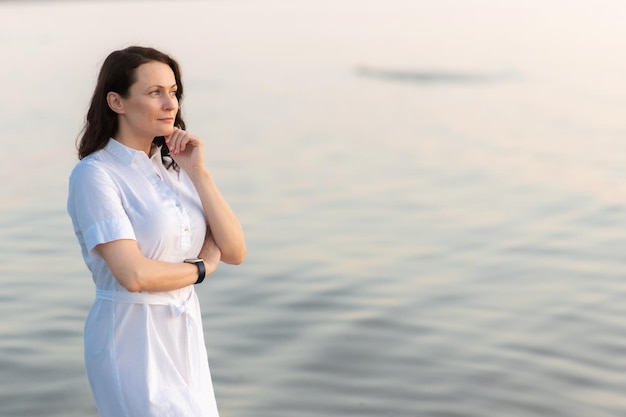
[67,139,220,417]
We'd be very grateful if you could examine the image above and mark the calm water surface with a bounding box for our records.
[2,1,626,416]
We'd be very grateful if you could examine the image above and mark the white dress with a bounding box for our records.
[67,139,219,417]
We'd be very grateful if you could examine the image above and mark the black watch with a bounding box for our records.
[184,258,206,284]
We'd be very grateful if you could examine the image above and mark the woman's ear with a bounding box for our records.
[107,92,125,114]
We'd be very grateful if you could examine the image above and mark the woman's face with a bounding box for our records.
[119,61,179,140]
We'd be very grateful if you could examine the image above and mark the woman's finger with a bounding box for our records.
[166,128,187,155]
[165,129,203,156]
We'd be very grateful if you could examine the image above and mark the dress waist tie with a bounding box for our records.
[95,288,202,387]
[95,288,194,317]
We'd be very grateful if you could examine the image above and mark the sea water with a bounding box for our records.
[2,1,626,416]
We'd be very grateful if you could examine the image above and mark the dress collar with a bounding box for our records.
[104,138,160,167]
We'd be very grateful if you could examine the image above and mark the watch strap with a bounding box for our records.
[184,258,206,284]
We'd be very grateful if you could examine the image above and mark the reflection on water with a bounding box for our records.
[2,1,626,416]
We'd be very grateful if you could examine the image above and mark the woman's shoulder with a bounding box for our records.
[69,150,111,182]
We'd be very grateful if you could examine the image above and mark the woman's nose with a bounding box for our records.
[164,95,177,110]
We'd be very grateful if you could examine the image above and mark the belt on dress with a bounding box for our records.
[95,288,194,317]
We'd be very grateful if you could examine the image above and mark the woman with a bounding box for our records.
[67,46,245,417]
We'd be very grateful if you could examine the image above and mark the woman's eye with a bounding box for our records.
[150,91,160,96]
[170,90,178,97]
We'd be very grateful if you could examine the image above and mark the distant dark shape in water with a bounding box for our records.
[356,66,516,84]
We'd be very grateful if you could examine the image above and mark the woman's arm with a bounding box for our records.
[187,168,246,264]
[166,128,246,265]
[97,233,222,292]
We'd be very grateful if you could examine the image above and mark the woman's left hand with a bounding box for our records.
[167,128,246,265]
[165,127,205,173]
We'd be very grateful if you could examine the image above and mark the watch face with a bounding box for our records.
[185,258,203,263]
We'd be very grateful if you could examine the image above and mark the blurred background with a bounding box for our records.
[2,0,626,416]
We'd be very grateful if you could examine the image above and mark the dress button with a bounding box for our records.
[184,227,189,232]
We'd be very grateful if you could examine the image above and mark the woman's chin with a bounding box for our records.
[160,125,175,137]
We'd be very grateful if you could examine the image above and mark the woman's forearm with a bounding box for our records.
[97,238,221,292]
[188,168,246,264]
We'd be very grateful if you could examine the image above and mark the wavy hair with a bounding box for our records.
[77,46,185,170]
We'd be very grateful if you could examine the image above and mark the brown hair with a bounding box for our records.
[77,46,185,169]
